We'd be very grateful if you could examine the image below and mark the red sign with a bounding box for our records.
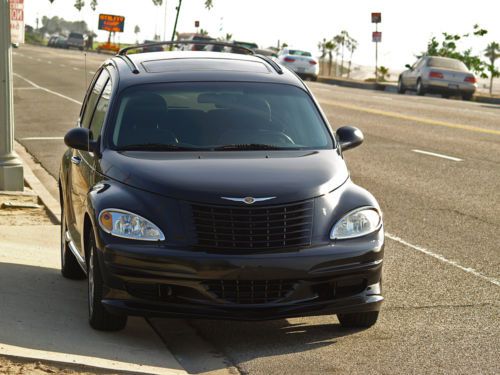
[372,31,382,43]
[371,12,382,23]
[10,0,25,43]
[98,14,125,33]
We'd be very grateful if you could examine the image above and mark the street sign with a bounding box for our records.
[371,12,382,24]
[372,31,382,43]
[98,14,125,33]
[10,0,24,44]
[195,20,200,28]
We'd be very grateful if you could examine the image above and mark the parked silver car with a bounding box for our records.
[278,48,319,81]
[398,56,476,100]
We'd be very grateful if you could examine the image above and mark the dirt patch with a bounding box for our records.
[0,356,118,375]
[0,190,54,226]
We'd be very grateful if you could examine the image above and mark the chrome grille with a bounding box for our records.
[191,200,314,251]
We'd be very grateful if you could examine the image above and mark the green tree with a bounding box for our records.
[325,40,336,76]
[74,0,84,11]
[484,42,500,96]
[377,66,390,82]
[224,33,233,42]
[90,0,97,10]
[422,24,488,77]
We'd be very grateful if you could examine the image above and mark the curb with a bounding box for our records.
[13,141,61,224]
[316,76,500,104]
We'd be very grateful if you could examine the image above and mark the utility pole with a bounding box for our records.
[170,0,182,42]
[0,0,23,191]
[163,0,168,41]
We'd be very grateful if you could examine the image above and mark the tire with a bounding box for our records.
[397,77,406,94]
[337,311,379,328]
[60,202,86,280]
[462,94,473,101]
[311,76,318,82]
[87,231,127,331]
[416,79,426,96]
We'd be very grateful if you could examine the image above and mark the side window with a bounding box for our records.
[81,69,110,129]
[89,80,112,140]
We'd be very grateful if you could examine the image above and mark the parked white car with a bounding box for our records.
[278,48,319,81]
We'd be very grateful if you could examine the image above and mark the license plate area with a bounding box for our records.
[448,84,459,90]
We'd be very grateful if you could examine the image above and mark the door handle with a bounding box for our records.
[71,156,82,165]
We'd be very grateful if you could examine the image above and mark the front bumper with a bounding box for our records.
[97,229,384,320]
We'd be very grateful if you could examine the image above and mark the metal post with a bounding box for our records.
[0,0,23,191]
[163,0,167,41]
[170,0,182,42]
[374,23,378,83]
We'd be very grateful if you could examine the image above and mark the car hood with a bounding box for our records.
[99,150,349,204]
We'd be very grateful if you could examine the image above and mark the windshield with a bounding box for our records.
[109,82,333,151]
[427,57,468,72]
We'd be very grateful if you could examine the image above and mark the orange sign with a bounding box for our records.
[98,14,125,33]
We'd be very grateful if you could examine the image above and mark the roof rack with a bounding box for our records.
[118,40,255,56]
[117,41,285,76]
[254,54,284,75]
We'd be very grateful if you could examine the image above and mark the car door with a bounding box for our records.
[67,69,110,256]
[408,58,426,88]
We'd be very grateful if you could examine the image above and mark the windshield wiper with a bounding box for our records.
[213,144,300,151]
[117,143,206,151]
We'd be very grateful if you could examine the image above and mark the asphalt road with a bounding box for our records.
[12,44,500,374]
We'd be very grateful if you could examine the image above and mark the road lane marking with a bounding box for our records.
[19,137,64,141]
[320,99,500,136]
[386,233,500,287]
[88,71,95,75]
[47,61,52,64]
[412,149,463,162]
[60,64,66,67]
[13,73,82,105]
[72,67,79,71]
[14,87,40,90]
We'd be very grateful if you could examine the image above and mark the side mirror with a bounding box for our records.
[64,127,99,153]
[405,64,413,70]
[336,126,364,152]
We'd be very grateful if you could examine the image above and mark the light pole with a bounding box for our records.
[0,0,23,191]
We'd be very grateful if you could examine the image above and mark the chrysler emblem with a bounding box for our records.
[221,196,276,205]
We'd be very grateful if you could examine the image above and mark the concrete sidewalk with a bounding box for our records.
[0,204,186,374]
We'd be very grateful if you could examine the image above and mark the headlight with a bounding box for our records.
[330,207,382,240]
[98,209,165,241]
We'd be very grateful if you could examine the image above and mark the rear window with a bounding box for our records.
[289,50,312,57]
[109,82,333,151]
[69,33,83,40]
[427,57,468,71]
[142,59,270,73]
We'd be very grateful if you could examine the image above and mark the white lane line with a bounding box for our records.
[72,67,79,71]
[60,64,66,67]
[28,56,33,59]
[14,87,40,90]
[13,73,82,105]
[371,95,393,101]
[19,137,64,141]
[47,61,52,64]
[88,71,96,75]
[386,233,500,287]
[412,149,462,162]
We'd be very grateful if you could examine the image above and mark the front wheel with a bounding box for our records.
[337,311,379,328]
[87,231,127,331]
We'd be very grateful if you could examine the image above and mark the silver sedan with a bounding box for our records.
[398,56,477,100]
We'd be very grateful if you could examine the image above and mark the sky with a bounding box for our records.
[24,0,500,69]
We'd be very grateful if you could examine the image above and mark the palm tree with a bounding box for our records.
[74,0,84,11]
[338,30,350,77]
[134,25,141,44]
[333,35,343,76]
[325,40,336,76]
[377,66,390,82]
[484,42,500,96]
[347,37,358,78]
[199,29,209,36]
[224,33,233,42]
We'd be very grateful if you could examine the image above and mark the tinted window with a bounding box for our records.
[110,82,332,150]
[427,57,468,71]
[89,80,112,140]
[81,70,110,128]
[69,32,83,40]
